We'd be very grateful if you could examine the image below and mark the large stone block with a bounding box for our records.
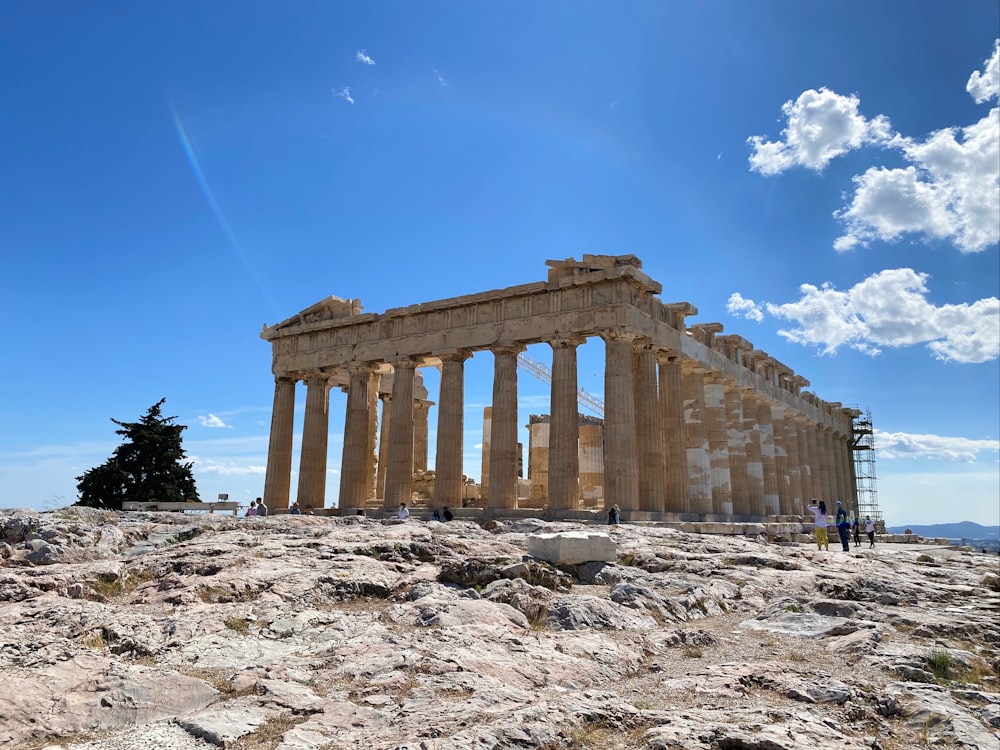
[527,531,617,565]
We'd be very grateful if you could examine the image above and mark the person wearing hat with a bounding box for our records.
[834,501,851,552]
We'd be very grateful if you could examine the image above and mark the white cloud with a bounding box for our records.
[749,40,1000,254]
[875,429,999,462]
[726,293,765,322]
[355,49,375,65]
[190,457,266,475]
[967,40,999,104]
[747,88,892,174]
[728,268,1000,363]
[334,87,354,104]
[198,414,232,429]
[433,69,448,88]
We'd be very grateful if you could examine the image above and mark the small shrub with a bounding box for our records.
[224,617,250,634]
[683,646,703,658]
[926,650,967,683]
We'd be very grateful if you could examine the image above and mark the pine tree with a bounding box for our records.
[76,398,200,510]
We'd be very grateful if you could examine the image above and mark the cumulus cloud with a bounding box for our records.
[334,86,354,104]
[875,430,999,462]
[749,40,1000,254]
[433,69,448,88]
[728,268,1000,363]
[198,414,232,429]
[190,457,266,475]
[355,49,375,65]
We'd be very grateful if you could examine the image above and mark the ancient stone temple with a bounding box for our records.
[260,255,860,520]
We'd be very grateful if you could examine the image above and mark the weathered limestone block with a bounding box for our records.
[527,531,617,565]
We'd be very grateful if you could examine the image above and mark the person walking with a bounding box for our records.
[835,501,851,552]
[852,517,861,548]
[807,500,829,551]
[865,516,876,548]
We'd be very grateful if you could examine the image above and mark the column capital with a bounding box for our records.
[598,329,639,344]
[439,349,472,363]
[655,348,682,365]
[549,336,586,349]
[391,357,420,371]
[491,343,527,356]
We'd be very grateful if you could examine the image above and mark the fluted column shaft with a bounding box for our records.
[757,397,780,516]
[771,404,792,515]
[634,343,664,512]
[376,395,391,500]
[796,418,814,504]
[488,346,523,509]
[724,385,748,516]
[657,353,688,513]
[682,362,712,514]
[549,339,582,511]
[413,400,432,473]
[704,372,732,516]
[816,428,833,503]
[384,360,416,509]
[263,376,296,510]
[297,374,330,509]
[603,333,639,512]
[435,351,469,507]
[365,373,379,501]
[339,365,374,510]
[806,424,824,502]
[784,413,802,510]
[741,390,766,517]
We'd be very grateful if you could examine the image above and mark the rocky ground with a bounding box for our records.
[1,506,998,750]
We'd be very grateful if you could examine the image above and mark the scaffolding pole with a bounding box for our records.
[851,407,882,525]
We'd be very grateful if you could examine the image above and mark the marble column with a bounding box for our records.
[784,413,803,511]
[579,418,604,506]
[806,423,824,502]
[413,399,432,474]
[771,404,792,515]
[435,351,469,508]
[796,417,814,505]
[488,345,523,509]
[703,372,732,516]
[376,394,391,500]
[741,390,766,517]
[527,416,550,503]
[365,372,380,501]
[724,384,749,517]
[480,406,492,503]
[815,427,833,504]
[339,364,373,511]
[682,361,712,515]
[634,342,664,512]
[657,352,688,513]
[549,338,582,511]
[263,376,296,510]
[603,332,639,513]
[384,359,416,509]
[756,396,780,516]
[296,373,330,509]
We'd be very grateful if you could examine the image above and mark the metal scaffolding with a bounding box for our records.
[851,407,882,523]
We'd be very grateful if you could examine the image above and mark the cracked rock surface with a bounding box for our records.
[2,506,998,750]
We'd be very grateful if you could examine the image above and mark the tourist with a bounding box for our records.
[835,501,851,552]
[852,517,861,548]
[398,502,409,521]
[807,500,829,551]
[431,508,441,522]
[245,502,257,517]
[256,498,268,517]
[608,504,621,525]
[303,505,315,515]
[442,506,454,522]
[865,516,876,548]
[289,502,301,515]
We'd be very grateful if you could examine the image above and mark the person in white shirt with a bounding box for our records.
[398,503,409,521]
[865,516,876,548]
[806,500,829,551]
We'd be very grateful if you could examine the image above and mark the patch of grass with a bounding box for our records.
[633,699,654,710]
[618,553,636,567]
[79,629,106,652]
[224,616,250,634]
[683,646,703,658]
[926,650,968,683]
[228,713,314,750]
[783,603,804,613]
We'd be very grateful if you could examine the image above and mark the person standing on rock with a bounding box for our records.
[835,501,851,552]
[865,516,876,548]
[398,502,409,521]
[607,504,621,525]
[807,500,829,550]
[852,517,860,548]
[256,498,268,517]
[442,506,454,522]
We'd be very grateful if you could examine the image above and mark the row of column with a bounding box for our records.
[263,335,856,517]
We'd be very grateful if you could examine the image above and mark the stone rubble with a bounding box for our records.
[1,506,997,750]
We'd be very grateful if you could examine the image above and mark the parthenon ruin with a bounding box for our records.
[260,255,861,520]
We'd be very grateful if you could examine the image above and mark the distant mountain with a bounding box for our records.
[887,521,1000,540]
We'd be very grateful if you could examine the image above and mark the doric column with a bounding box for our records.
[365,372,380,501]
[603,332,639,513]
[703,372,732,516]
[657,352,687,513]
[724,384,748,517]
[383,359,416,509]
[784,413,803,511]
[796,417,814,505]
[527,416,550,503]
[771,404,792,515]
[480,406,492,503]
[375,394,391,500]
[413,399,432,473]
[263,376,296,510]
[756,396,780,516]
[682,361,712,515]
[633,341,664,512]
[579,417,604,506]
[488,345,524,509]
[549,338,582,511]
[740,390,766,517]
[806,423,824,502]
[296,373,330,509]
[435,351,469,507]
[339,364,374,511]
[815,427,833,503]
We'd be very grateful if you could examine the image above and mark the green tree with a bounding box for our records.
[76,398,200,510]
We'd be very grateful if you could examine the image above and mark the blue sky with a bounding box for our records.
[1,2,997,526]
